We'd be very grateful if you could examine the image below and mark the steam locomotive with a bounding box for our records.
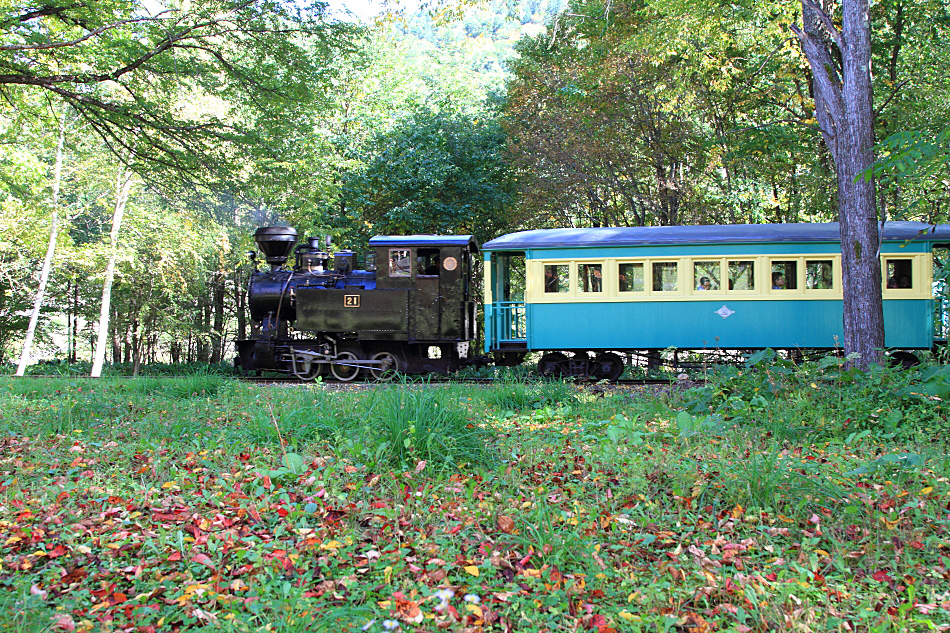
[235,227,479,381]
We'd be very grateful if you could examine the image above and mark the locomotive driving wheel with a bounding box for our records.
[294,363,323,382]
[537,352,568,377]
[331,349,362,382]
[368,351,402,381]
[591,352,625,381]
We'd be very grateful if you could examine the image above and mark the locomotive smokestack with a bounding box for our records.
[254,226,298,270]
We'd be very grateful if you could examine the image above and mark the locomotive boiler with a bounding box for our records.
[235,226,479,380]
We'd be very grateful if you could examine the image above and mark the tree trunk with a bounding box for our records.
[235,269,247,341]
[210,273,225,364]
[70,275,79,363]
[792,0,884,366]
[15,107,68,376]
[90,166,134,378]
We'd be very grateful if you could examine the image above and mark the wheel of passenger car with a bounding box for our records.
[331,350,362,381]
[592,352,624,381]
[537,352,568,377]
[888,350,920,368]
[368,351,401,381]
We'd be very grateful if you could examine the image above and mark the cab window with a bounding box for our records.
[417,248,440,276]
[806,260,834,289]
[729,261,755,291]
[771,261,798,290]
[652,262,678,292]
[693,261,721,291]
[885,259,913,289]
[577,263,603,293]
[544,264,569,293]
[389,249,411,277]
[618,263,644,292]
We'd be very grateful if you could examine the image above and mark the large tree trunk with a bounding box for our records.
[15,107,68,376]
[792,0,884,366]
[90,166,134,378]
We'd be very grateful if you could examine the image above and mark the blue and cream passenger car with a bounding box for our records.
[482,222,950,378]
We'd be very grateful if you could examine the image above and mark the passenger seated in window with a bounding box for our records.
[887,277,898,289]
[772,272,786,289]
[898,275,912,288]
[696,276,711,291]
[544,268,558,293]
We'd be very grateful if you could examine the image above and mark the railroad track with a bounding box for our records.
[239,375,697,386]
[6,374,701,387]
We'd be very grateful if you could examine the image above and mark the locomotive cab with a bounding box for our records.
[368,236,479,350]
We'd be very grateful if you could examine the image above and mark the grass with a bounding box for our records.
[0,359,949,632]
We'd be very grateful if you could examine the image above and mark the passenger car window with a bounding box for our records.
[653,262,678,292]
[729,261,755,290]
[885,259,913,289]
[544,264,569,293]
[806,260,834,289]
[389,249,411,277]
[577,263,603,293]
[618,263,644,292]
[693,261,721,291]
[771,261,797,290]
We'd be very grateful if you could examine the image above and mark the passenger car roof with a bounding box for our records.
[482,222,950,251]
[369,235,478,252]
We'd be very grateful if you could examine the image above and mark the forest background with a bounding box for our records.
[1,0,949,372]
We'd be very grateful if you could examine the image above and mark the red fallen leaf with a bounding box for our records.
[276,507,289,518]
[61,566,89,585]
[765,573,778,582]
[167,552,182,562]
[191,553,215,570]
[51,615,76,631]
[392,592,423,623]
[48,545,68,558]
[497,516,515,534]
[872,570,892,583]
[448,524,462,535]
[105,592,127,606]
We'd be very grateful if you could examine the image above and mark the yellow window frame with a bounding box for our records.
[881,253,931,298]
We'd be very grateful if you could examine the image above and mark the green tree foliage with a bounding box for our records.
[502,0,950,229]
[342,107,516,243]
[0,0,357,190]
[868,127,950,218]
[503,0,839,228]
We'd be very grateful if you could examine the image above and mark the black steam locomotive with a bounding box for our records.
[235,227,479,380]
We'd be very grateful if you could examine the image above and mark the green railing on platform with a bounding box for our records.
[492,302,526,342]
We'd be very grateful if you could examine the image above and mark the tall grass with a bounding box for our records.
[356,379,493,471]
[480,375,575,412]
